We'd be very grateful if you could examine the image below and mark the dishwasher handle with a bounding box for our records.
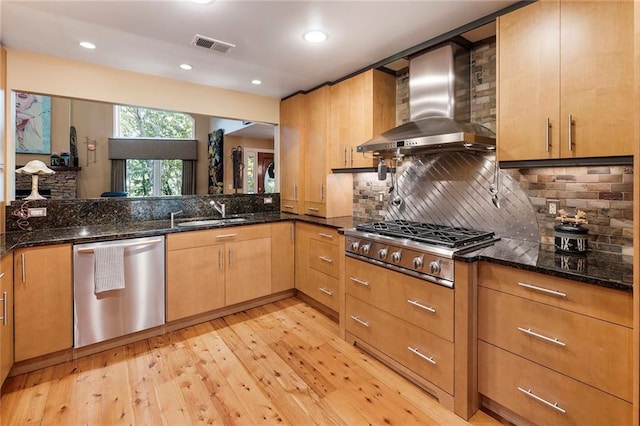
[76,238,164,254]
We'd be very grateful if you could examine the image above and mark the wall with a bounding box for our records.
[353,38,633,259]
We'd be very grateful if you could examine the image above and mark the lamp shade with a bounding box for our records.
[16,160,55,176]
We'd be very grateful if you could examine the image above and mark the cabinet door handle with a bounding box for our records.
[318,287,333,296]
[318,255,333,263]
[349,277,369,287]
[350,315,370,327]
[0,291,7,326]
[320,184,324,201]
[517,282,567,297]
[216,233,237,239]
[407,299,436,313]
[218,248,223,271]
[21,253,26,284]
[407,347,436,365]
[567,114,574,151]
[517,327,566,347]
[350,147,354,165]
[517,387,566,414]
[0,272,5,279]
[545,117,551,152]
[228,249,233,266]
[293,183,298,201]
[290,224,294,243]
[343,145,347,166]
[317,232,333,239]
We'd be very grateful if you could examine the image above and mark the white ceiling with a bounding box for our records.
[1,0,519,101]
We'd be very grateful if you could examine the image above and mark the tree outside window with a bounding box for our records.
[115,106,194,196]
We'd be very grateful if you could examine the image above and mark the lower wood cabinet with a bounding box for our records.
[477,262,632,424]
[14,244,73,362]
[166,223,276,322]
[0,254,14,382]
[294,222,343,312]
[271,221,295,293]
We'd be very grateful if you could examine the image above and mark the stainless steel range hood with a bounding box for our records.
[357,42,496,158]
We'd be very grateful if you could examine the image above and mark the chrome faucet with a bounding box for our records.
[170,210,183,227]
[209,200,226,218]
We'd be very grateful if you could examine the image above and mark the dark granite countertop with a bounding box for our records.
[456,238,633,293]
[1,214,631,292]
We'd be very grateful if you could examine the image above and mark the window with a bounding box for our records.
[114,105,195,197]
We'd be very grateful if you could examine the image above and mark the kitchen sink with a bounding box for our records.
[177,217,247,227]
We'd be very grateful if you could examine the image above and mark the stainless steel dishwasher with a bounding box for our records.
[73,236,165,348]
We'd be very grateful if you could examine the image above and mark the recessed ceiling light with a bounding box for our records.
[251,79,262,85]
[180,63,193,70]
[303,30,328,43]
[79,41,96,49]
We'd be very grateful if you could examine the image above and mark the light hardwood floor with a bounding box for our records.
[0,297,502,425]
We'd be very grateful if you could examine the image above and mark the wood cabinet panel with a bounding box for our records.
[0,254,13,383]
[345,257,454,341]
[479,341,632,426]
[14,244,72,362]
[497,0,634,161]
[166,244,225,322]
[346,294,454,394]
[225,237,271,305]
[308,239,340,279]
[296,268,340,312]
[304,86,330,206]
[271,222,294,293]
[478,286,632,402]
[280,94,306,214]
[478,262,632,327]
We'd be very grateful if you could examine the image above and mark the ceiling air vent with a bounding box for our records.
[191,34,235,54]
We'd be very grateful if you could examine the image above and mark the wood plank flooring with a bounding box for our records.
[0,297,502,425]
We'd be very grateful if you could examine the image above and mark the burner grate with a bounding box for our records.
[356,220,496,249]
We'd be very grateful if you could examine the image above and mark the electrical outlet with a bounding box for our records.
[264,197,273,204]
[546,199,559,216]
[28,207,47,217]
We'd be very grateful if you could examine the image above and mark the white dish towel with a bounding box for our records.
[94,245,125,294]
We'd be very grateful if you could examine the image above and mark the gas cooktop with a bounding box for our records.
[355,219,497,250]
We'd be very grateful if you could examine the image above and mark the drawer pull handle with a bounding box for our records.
[350,277,369,287]
[407,347,436,365]
[318,255,333,263]
[517,387,566,414]
[318,232,333,239]
[517,282,567,298]
[407,299,436,313]
[318,287,333,296]
[0,291,7,326]
[308,207,320,212]
[350,315,370,327]
[0,273,5,279]
[517,327,566,347]
[216,233,238,239]
[283,205,294,209]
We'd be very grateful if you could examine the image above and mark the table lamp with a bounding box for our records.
[15,160,55,200]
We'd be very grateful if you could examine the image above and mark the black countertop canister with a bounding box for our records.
[554,222,588,254]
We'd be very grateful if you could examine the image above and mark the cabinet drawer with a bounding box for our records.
[303,202,326,218]
[297,268,339,312]
[478,286,631,402]
[309,239,340,278]
[306,224,340,245]
[167,224,271,251]
[345,257,453,341]
[346,294,453,394]
[478,262,632,327]
[280,199,299,214]
[478,341,632,426]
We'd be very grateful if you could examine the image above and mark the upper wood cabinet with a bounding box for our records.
[498,0,634,161]
[280,93,306,215]
[330,69,396,169]
[303,86,353,218]
[14,244,73,362]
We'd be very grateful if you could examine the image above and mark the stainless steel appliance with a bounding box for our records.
[345,220,498,288]
[73,236,165,348]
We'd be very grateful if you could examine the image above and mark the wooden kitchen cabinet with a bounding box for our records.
[271,221,294,293]
[0,253,13,383]
[166,224,272,321]
[280,94,306,215]
[497,0,634,161]
[14,244,72,362]
[295,222,343,314]
[477,262,633,424]
[330,69,396,169]
[302,86,353,218]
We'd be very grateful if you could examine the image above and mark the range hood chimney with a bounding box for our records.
[357,42,496,158]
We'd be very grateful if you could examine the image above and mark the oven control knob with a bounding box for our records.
[361,244,371,255]
[350,241,360,252]
[378,247,388,260]
[429,260,441,274]
[391,250,402,263]
[413,256,424,269]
